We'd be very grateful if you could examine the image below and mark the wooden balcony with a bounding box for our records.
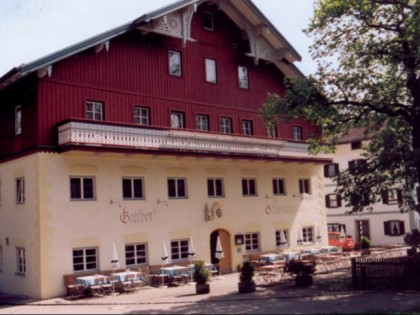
[57,120,331,161]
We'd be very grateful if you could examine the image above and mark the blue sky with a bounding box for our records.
[0,0,316,77]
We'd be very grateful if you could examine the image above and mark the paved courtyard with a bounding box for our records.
[1,269,420,314]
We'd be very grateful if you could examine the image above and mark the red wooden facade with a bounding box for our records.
[0,2,318,160]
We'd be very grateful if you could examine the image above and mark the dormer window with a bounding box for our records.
[203,11,214,30]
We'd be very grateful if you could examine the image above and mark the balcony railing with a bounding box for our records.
[58,121,330,160]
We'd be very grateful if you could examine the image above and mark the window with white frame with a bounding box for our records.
[72,247,98,272]
[134,106,150,125]
[125,243,148,266]
[242,178,257,196]
[244,233,259,252]
[326,194,342,208]
[171,111,185,129]
[203,11,214,30]
[384,220,405,236]
[16,247,26,274]
[15,105,22,135]
[0,246,3,271]
[275,229,289,247]
[16,177,25,204]
[205,58,217,83]
[171,239,189,261]
[382,189,403,205]
[293,126,303,141]
[207,178,224,197]
[220,117,232,133]
[238,66,249,89]
[302,226,314,243]
[324,163,339,178]
[122,178,144,200]
[196,114,209,131]
[267,125,276,138]
[169,50,182,76]
[272,178,286,195]
[241,120,253,136]
[167,178,187,198]
[70,177,95,200]
[86,101,103,121]
[299,178,311,194]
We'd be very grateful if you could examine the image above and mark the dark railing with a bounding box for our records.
[351,254,420,290]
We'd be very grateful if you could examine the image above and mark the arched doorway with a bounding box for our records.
[210,229,232,274]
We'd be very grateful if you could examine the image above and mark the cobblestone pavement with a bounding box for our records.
[1,269,420,314]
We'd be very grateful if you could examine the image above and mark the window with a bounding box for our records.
[203,11,214,30]
[168,178,187,198]
[207,178,224,197]
[302,226,314,243]
[220,117,232,134]
[72,247,98,272]
[134,107,150,125]
[326,194,342,208]
[16,177,25,204]
[196,114,209,131]
[171,239,189,261]
[267,125,277,138]
[125,243,147,266]
[384,220,405,236]
[171,111,185,129]
[16,247,25,274]
[241,120,253,136]
[299,178,311,194]
[351,141,362,150]
[328,223,345,232]
[70,177,95,200]
[205,58,217,83]
[0,246,3,271]
[272,178,286,195]
[293,126,303,141]
[324,163,339,178]
[275,229,289,247]
[122,178,144,200]
[15,105,22,135]
[244,233,260,252]
[86,101,103,121]
[348,159,367,174]
[242,178,257,196]
[169,50,182,76]
[381,189,403,205]
[238,66,249,89]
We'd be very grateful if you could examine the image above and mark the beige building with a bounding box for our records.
[0,0,331,299]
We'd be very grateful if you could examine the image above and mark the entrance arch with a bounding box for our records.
[210,229,232,274]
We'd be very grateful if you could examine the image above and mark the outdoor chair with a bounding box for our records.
[101,275,118,294]
[66,283,86,299]
[121,273,135,292]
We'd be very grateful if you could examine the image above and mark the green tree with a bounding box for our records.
[262,0,420,214]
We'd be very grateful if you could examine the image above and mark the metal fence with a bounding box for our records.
[351,254,420,290]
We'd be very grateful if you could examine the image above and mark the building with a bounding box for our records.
[325,128,420,246]
[0,0,331,299]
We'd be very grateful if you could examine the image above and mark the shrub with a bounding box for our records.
[239,261,255,284]
[360,236,371,249]
[193,260,210,285]
[284,259,316,278]
[404,229,420,249]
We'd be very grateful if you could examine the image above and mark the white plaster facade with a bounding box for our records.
[0,151,329,299]
[325,139,420,246]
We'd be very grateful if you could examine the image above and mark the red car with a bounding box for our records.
[328,231,355,251]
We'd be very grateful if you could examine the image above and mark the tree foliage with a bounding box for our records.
[262,0,420,214]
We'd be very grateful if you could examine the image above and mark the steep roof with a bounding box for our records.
[0,0,304,91]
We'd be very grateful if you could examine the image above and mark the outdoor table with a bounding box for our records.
[258,253,284,264]
[75,274,107,288]
[158,266,191,277]
[113,271,142,282]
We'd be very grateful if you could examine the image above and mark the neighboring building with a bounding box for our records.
[325,128,420,247]
[0,0,331,299]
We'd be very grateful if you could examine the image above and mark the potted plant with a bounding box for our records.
[193,260,210,294]
[284,259,316,287]
[404,229,420,256]
[360,236,371,254]
[238,261,256,293]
